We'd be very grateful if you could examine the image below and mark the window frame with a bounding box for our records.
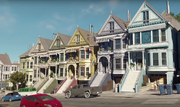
[135,32,140,44]
[81,50,85,59]
[161,29,166,42]
[115,58,121,69]
[60,68,63,77]
[60,53,64,61]
[86,50,89,59]
[147,53,150,66]
[153,53,159,66]
[162,52,167,66]
[153,30,159,43]
[27,62,29,69]
[109,22,114,33]
[115,39,121,49]
[86,67,89,76]
[76,35,80,44]
[143,11,149,24]
[38,43,41,52]
[57,39,60,48]
[80,67,85,76]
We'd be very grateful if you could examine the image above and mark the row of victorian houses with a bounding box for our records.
[19,1,180,93]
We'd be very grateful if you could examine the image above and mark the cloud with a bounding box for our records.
[38,21,55,30]
[109,0,119,6]
[82,4,104,14]
[0,6,16,28]
[54,14,74,22]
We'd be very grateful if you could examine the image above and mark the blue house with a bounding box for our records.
[89,13,129,91]
[119,1,180,93]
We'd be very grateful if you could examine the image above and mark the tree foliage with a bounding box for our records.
[170,12,180,21]
[9,71,26,84]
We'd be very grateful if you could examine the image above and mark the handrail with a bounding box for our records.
[54,78,67,93]
[119,67,130,93]
[33,79,39,87]
[37,77,48,91]
[135,68,145,93]
[46,78,55,88]
[88,69,98,85]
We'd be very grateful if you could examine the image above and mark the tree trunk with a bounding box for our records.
[16,83,19,91]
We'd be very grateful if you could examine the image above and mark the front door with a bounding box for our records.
[136,58,142,70]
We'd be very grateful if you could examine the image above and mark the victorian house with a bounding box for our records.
[31,37,53,92]
[119,1,180,93]
[90,13,129,91]
[19,46,34,87]
[54,26,98,94]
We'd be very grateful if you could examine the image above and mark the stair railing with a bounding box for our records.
[88,69,98,85]
[99,71,109,87]
[54,78,67,93]
[37,77,49,92]
[118,64,130,93]
[134,67,145,93]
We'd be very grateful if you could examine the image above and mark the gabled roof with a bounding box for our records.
[161,11,180,31]
[0,53,11,65]
[111,14,127,29]
[39,37,53,51]
[19,47,34,58]
[77,27,98,46]
[98,13,127,35]
[49,33,71,49]
[128,1,166,26]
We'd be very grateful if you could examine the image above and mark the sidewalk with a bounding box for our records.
[101,90,180,99]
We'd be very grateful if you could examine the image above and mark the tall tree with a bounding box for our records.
[170,12,180,21]
[9,71,26,91]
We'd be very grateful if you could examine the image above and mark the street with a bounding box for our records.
[0,94,180,107]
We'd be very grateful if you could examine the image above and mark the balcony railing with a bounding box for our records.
[39,61,48,64]
[69,41,87,45]
[51,59,59,62]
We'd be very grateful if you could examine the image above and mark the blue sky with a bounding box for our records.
[0,0,180,63]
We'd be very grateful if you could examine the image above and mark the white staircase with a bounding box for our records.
[121,70,140,92]
[38,78,55,93]
[90,73,106,87]
[34,79,43,89]
[56,78,73,93]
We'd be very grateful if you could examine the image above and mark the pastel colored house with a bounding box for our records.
[119,1,180,93]
[19,47,35,87]
[55,26,98,93]
[90,13,129,91]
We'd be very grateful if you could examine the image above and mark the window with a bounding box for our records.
[153,30,159,42]
[148,53,150,66]
[123,39,126,49]
[65,53,69,61]
[123,58,127,69]
[60,53,64,61]
[161,29,166,41]
[38,70,39,77]
[86,50,89,59]
[77,35,80,44]
[115,39,121,49]
[35,57,37,64]
[73,52,76,60]
[86,67,89,76]
[30,75,32,82]
[23,62,25,69]
[12,67,13,71]
[153,53,158,66]
[80,67,85,76]
[57,39,60,48]
[135,32,140,44]
[38,43,41,51]
[6,67,8,71]
[116,58,121,69]
[129,33,133,45]
[27,62,29,68]
[143,11,149,23]
[162,53,167,65]
[109,22,114,33]
[26,96,40,102]
[15,67,17,71]
[34,70,36,78]
[60,68,63,77]
[26,75,28,81]
[30,62,33,69]
[81,50,85,59]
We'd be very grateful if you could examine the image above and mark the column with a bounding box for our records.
[67,65,69,78]
[108,56,110,73]
[151,30,153,43]
[121,57,123,69]
[132,33,135,45]
[128,52,130,69]
[97,56,100,72]
[55,65,57,79]
[159,29,161,42]
[75,64,77,78]
[48,66,51,79]
[45,68,47,78]
[140,32,142,44]
[142,51,144,69]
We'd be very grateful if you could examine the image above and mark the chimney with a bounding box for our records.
[127,10,130,22]
[89,24,91,34]
[167,1,170,14]
[91,25,93,35]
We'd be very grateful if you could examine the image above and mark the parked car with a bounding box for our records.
[1,92,22,102]
[20,94,62,107]
[65,84,102,99]
[18,87,37,96]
